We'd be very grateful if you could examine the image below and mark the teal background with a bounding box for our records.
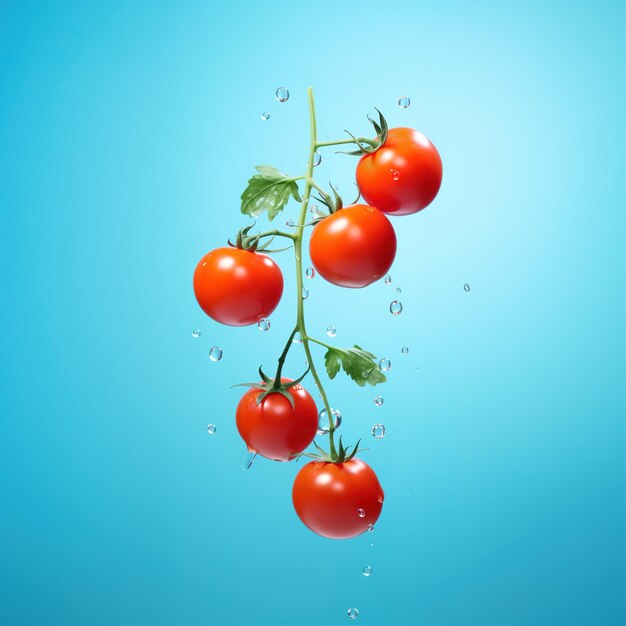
[1,1,625,625]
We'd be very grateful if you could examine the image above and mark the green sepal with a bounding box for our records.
[257,387,295,408]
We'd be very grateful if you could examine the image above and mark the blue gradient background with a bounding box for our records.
[1,1,625,625]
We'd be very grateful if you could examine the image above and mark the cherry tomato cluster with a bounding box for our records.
[193,92,442,540]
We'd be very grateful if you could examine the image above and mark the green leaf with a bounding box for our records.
[241,165,301,221]
[323,344,387,387]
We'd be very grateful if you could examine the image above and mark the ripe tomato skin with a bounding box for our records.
[309,204,396,288]
[236,379,318,462]
[193,247,283,326]
[292,458,384,539]
[356,127,443,216]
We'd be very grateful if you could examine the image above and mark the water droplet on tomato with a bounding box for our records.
[384,275,392,285]
[389,300,403,316]
[313,152,322,167]
[347,608,359,620]
[261,111,270,120]
[306,266,315,279]
[464,283,471,292]
[209,347,223,362]
[207,424,216,435]
[326,325,336,337]
[192,329,201,338]
[275,87,289,102]
[379,358,391,372]
[302,287,310,300]
[362,565,372,576]
[241,450,257,470]
[398,95,411,108]
[372,424,386,439]
[357,508,366,518]
[317,408,342,435]
[391,169,400,181]
[374,395,383,407]
[401,346,409,355]
[258,318,270,331]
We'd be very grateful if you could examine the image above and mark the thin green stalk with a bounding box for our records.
[272,326,298,388]
[316,137,376,148]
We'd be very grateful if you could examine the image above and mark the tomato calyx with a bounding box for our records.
[233,365,310,409]
[297,436,365,464]
[339,109,389,156]
[227,223,291,253]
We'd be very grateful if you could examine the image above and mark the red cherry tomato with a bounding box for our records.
[236,379,318,461]
[356,127,443,216]
[292,458,384,539]
[193,247,283,326]
[309,204,396,288]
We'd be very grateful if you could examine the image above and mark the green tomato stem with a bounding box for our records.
[272,326,299,388]
[315,137,377,148]
[291,87,337,460]
[254,229,295,241]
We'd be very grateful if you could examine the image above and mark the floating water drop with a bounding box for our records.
[384,275,392,285]
[398,95,411,108]
[261,111,270,121]
[401,346,409,355]
[207,424,217,435]
[302,287,310,300]
[374,396,384,407]
[464,283,471,292]
[347,608,359,620]
[275,87,289,102]
[313,152,322,167]
[209,347,223,362]
[292,333,303,345]
[258,318,270,332]
[192,329,201,338]
[396,287,402,294]
[317,408,342,435]
[379,358,391,372]
[309,204,319,215]
[362,565,372,577]
[357,508,366,518]
[241,450,257,470]
[389,300,403,316]
[286,219,295,227]
[306,266,316,279]
[391,169,400,181]
[326,325,337,337]
[367,524,374,532]
[372,423,386,439]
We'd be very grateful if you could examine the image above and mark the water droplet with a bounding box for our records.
[389,300,403,316]
[379,358,391,372]
[374,396,384,407]
[306,266,316,279]
[326,325,336,337]
[258,318,270,332]
[396,287,402,294]
[464,283,471,292]
[367,524,374,532]
[302,287,310,300]
[370,542,374,548]
[398,95,411,108]
[362,565,372,577]
[357,508,366,518]
[391,169,400,181]
[192,329,201,338]
[384,275,392,285]
[241,450,257,470]
[317,408,342,435]
[207,424,217,435]
[372,423,386,439]
[292,333,303,345]
[209,347,223,362]
[286,219,295,227]
[401,346,409,355]
[275,87,289,102]
[313,152,322,167]
[261,111,270,121]
[347,608,359,620]
[309,204,319,215]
